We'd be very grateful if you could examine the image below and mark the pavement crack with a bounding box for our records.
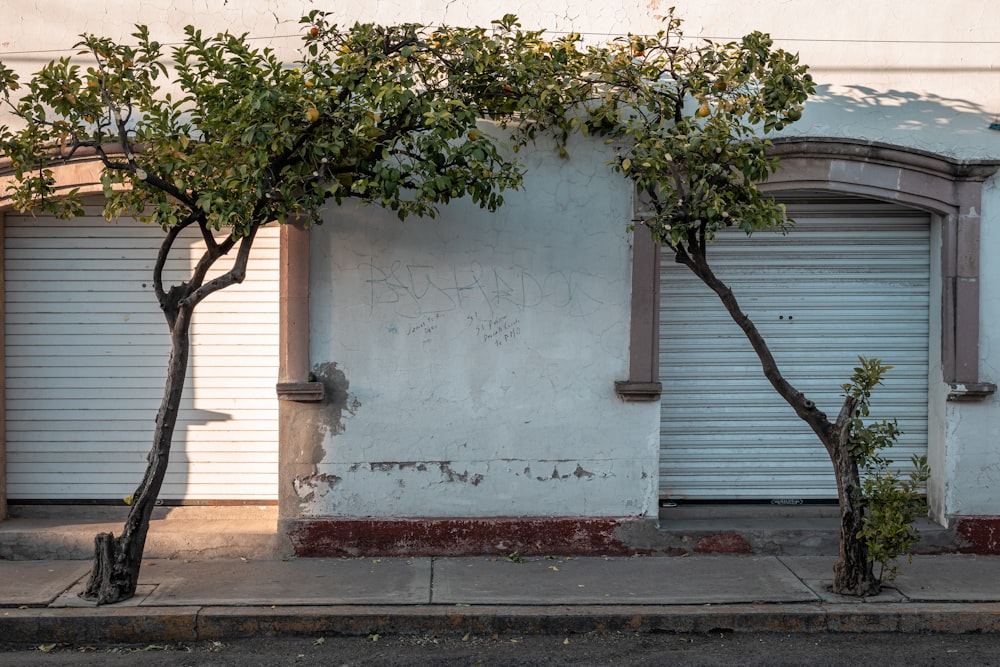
[428,556,436,604]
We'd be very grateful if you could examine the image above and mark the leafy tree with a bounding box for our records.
[0,12,579,604]
[559,12,898,596]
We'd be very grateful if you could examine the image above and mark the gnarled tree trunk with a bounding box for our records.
[829,431,880,596]
[81,306,193,604]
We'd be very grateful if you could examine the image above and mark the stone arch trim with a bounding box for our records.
[617,137,1000,401]
[0,151,112,211]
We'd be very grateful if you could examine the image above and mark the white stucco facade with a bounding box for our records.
[303,137,656,518]
[4,1,1000,541]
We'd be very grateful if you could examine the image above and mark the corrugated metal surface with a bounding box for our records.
[659,202,930,500]
[5,206,279,501]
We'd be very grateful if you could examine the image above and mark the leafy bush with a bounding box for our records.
[844,357,930,584]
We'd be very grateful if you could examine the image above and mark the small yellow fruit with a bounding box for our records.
[305,107,320,123]
[305,80,314,88]
[467,129,481,141]
[695,104,711,118]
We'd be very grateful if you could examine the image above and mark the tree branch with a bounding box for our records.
[674,244,836,446]
[184,224,258,308]
[152,210,202,314]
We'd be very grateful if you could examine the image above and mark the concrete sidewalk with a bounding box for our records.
[2,554,1000,643]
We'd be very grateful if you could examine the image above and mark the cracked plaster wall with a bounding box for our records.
[305,135,658,518]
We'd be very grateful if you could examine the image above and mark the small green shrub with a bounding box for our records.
[843,356,930,584]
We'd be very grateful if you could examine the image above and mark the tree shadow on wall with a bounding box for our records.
[788,84,1000,152]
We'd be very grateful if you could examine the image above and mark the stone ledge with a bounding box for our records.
[947,382,997,401]
[614,380,662,402]
[276,381,325,402]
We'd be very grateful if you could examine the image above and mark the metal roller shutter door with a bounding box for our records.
[5,205,279,501]
[659,200,930,501]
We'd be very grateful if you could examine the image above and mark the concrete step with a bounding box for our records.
[1,505,957,560]
[652,505,955,556]
[0,506,292,561]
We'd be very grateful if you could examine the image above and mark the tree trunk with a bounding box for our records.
[829,430,880,596]
[676,245,880,596]
[80,307,193,605]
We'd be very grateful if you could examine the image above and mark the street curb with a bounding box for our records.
[5,603,1000,643]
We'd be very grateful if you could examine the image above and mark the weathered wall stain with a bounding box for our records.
[312,361,361,439]
[288,362,362,509]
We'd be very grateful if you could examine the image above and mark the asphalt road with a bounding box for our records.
[2,632,1000,666]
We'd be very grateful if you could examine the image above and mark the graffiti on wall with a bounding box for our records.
[361,257,604,347]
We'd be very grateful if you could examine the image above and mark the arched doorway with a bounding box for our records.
[616,137,1000,521]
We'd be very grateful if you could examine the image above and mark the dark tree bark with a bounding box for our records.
[80,220,257,605]
[673,240,879,596]
[81,307,193,604]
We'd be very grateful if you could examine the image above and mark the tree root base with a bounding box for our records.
[79,531,138,605]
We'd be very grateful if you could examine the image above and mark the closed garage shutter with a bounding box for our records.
[659,198,930,501]
[5,203,279,501]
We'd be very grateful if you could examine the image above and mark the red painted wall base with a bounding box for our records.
[954,516,1000,554]
[284,515,1000,557]
[286,517,646,558]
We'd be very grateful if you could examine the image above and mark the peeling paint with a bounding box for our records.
[536,463,603,482]
[956,517,1000,554]
[293,473,343,503]
[438,462,484,486]
[340,461,486,486]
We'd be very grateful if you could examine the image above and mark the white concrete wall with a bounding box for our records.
[307,136,658,517]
